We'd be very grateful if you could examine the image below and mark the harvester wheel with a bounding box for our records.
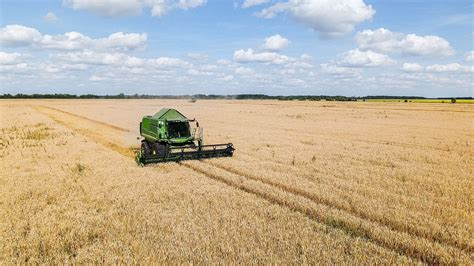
[153,143,168,156]
[141,141,151,156]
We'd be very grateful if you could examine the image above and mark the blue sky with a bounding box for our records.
[0,0,472,96]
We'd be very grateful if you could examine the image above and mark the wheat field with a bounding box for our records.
[0,99,472,264]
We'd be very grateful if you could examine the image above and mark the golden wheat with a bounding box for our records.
[0,100,472,264]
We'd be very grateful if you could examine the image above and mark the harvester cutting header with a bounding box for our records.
[135,108,234,165]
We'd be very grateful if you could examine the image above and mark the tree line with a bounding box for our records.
[0,93,470,101]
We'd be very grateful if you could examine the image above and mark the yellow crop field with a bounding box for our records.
[364,99,474,104]
[1,99,473,264]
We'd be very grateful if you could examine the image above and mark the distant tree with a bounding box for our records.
[451,98,456,103]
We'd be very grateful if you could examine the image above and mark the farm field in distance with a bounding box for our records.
[364,98,474,104]
[0,99,473,264]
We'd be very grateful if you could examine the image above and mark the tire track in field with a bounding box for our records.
[238,149,471,213]
[33,105,471,264]
[33,105,135,158]
[241,150,473,221]
[202,159,473,255]
[182,161,471,265]
[35,106,131,132]
[234,151,472,229]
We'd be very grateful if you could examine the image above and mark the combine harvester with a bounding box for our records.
[135,108,234,165]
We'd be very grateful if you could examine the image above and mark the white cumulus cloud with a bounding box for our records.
[186,52,208,62]
[40,31,147,51]
[465,51,474,62]
[56,50,145,67]
[256,0,375,37]
[177,0,207,10]
[261,34,289,51]
[402,63,423,73]
[39,32,93,50]
[234,66,255,75]
[242,0,269,8]
[43,12,59,22]
[285,60,313,69]
[43,63,88,73]
[100,32,147,50]
[426,63,473,73]
[64,0,206,18]
[320,63,360,78]
[0,25,147,51]
[337,49,395,67]
[219,75,234,81]
[355,28,454,57]
[0,52,26,65]
[233,48,290,64]
[64,0,144,17]
[0,25,42,47]
[89,75,106,81]
[0,63,30,73]
[148,57,192,68]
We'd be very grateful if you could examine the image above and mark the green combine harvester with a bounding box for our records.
[135,108,234,165]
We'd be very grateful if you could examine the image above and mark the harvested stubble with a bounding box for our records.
[0,99,472,264]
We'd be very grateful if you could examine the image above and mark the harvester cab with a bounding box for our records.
[135,108,234,165]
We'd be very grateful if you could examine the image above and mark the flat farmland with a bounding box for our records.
[1,99,473,264]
